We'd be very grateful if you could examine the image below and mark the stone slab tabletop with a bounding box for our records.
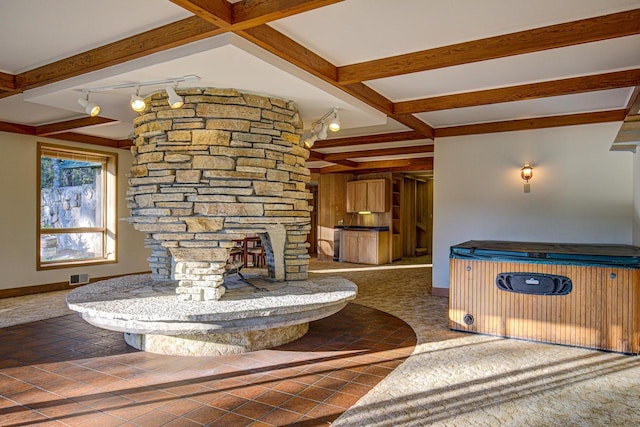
[66,274,357,335]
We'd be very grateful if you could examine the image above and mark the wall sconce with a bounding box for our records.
[521,163,533,193]
[303,107,340,148]
[77,75,198,116]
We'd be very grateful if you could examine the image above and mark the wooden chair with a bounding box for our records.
[247,242,265,268]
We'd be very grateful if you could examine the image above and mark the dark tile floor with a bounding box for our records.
[0,303,416,426]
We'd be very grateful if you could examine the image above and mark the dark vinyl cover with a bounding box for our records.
[450,240,640,268]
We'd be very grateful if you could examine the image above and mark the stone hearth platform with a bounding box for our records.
[66,273,357,356]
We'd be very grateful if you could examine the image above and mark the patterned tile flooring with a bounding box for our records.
[0,300,415,426]
[2,256,640,426]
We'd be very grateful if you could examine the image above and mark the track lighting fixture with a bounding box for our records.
[165,85,184,109]
[303,107,341,148]
[78,75,199,116]
[130,87,146,112]
[327,108,341,132]
[77,92,100,117]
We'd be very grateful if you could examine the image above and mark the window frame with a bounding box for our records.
[37,142,118,270]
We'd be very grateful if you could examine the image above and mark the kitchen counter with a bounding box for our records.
[335,226,389,231]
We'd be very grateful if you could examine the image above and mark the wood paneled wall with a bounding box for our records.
[402,179,417,256]
[449,259,640,354]
[316,173,352,260]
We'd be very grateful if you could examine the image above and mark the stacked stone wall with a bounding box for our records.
[125,88,312,301]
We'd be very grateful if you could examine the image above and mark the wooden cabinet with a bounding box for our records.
[341,230,389,264]
[346,179,388,213]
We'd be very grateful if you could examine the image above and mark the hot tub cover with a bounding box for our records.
[450,240,640,268]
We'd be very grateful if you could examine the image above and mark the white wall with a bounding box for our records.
[0,132,149,291]
[433,122,634,289]
[634,150,640,246]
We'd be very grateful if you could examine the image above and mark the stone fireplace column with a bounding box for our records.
[125,88,312,301]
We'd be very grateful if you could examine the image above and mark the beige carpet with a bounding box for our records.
[1,257,639,426]
[307,257,640,427]
[0,289,72,328]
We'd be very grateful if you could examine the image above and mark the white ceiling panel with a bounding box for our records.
[0,0,192,73]
[367,35,640,101]
[271,0,640,66]
[416,88,633,128]
[72,122,131,140]
[0,94,81,126]
[0,1,636,171]
[22,35,388,138]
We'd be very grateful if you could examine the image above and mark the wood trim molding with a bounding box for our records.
[395,69,640,114]
[0,120,35,135]
[35,117,116,136]
[49,132,123,148]
[0,271,150,299]
[338,8,640,84]
[431,287,450,298]
[435,110,627,138]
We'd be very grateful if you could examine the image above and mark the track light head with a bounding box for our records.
[328,108,340,132]
[304,134,318,148]
[166,86,184,109]
[317,123,329,140]
[77,93,100,117]
[130,88,146,112]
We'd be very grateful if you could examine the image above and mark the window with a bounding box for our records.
[37,143,117,269]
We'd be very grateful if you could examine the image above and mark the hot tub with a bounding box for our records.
[448,240,640,354]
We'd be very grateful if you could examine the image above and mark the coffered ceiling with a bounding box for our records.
[1,0,639,174]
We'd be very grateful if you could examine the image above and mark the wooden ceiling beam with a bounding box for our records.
[340,82,393,114]
[233,0,343,27]
[237,25,438,137]
[171,0,341,30]
[307,151,325,161]
[35,117,116,136]
[240,24,338,83]
[48,132,121,149]
[169,0,233,27]
[392,114,433,138]
[312,131,425,149]
[331,159,359,168]
[0,72,16,91]
[395,69,640,114]
[312,157,433,174]
[435,109,627,138]
[0,120,35,135]
[15,16,221,91]
[118,139,134,149]
[338,8,640,84]
[322,145,434,162]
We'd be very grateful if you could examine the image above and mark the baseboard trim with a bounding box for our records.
[0,271,151,300]
[431,287,449,298]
